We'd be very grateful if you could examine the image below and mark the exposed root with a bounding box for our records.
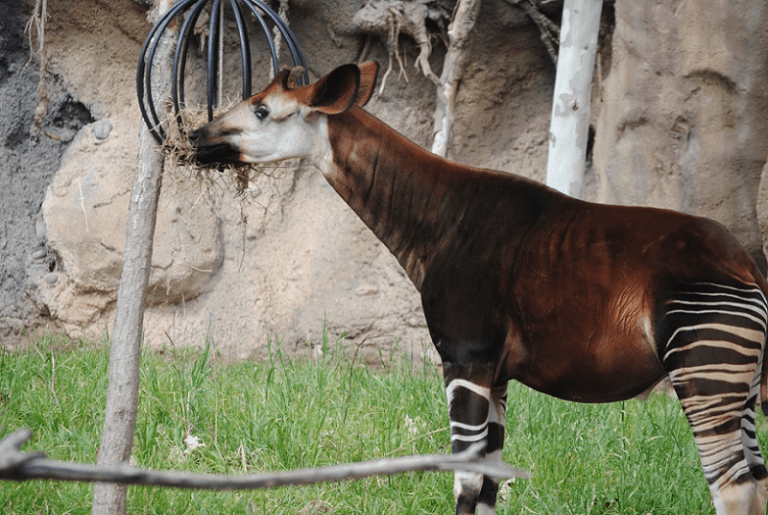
[505,0,560,64]
[357,34,374,64]
[430,0,481,157]
[25,0,49,138]
[272,0,290,75]
[353,0,446,92]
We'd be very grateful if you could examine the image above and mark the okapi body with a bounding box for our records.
[190,62,768,515]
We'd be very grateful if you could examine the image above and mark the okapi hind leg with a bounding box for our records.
[668,365,767,515]
[660,281,768,515]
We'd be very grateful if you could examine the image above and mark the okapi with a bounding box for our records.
[190,61,768,515]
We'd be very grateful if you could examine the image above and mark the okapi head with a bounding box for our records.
[189,61,379,166]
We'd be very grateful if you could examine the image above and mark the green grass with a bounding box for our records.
[1,331,766,514]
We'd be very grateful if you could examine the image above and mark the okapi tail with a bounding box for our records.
[762,338,768,416]
[761,332,768,416]
[757,275,768,417]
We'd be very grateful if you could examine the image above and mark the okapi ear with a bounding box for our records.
[286,66,305,89]
[309,63,361,115]
[268,66,292,92]
[355,61,379,107]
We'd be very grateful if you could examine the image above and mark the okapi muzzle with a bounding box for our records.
[188,126,243,166]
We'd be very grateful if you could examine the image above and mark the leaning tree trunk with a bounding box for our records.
[545,0,602,199]
[91,2,174,513]
[91,125,164,515]
[431,0,481,158]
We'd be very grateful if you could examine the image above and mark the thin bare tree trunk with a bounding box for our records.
[545,0,602,199]
[431,0,481,158]
[91,125,164,515]
[91,2,174,513]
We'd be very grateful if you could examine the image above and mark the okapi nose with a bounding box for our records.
[187,127,241,167]
[188,128,203,142]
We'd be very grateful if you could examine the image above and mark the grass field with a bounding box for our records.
[1,331,765,514]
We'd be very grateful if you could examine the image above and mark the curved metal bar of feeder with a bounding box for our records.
[172,0,209,119]
[250,0,283,77]
[271,13,308,81]
[242,0,309,85]
[137,18,169,142]
[240,2,279,80]
[137,10,167,141]
[229,0,253,100]
[136,13,163,143]
[139,0,197,143]
[206,0,223,120]
[139,0,198,142]
[261,0,310,83]
[138,0,310,142]
[273,21,307,81]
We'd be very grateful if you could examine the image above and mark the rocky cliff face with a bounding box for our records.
[594,0,768,271]
[2,0,768,361]
[0,0,95,337]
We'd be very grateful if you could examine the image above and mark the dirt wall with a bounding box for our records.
[0,0,94,337]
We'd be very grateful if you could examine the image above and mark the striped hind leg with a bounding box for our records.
[444,363,507,515]
[661,281,768,515]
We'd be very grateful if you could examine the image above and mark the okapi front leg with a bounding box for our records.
[446,376,489,514]
[444,363,506,515]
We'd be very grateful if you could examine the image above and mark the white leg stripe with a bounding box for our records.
[477,503,497,515]
[451,428,489,443]
[446,379,492,401]
[454,470,483,497]
[450,419,490,432]
[667,299,768,320]
[666,308,767,329]
[665,322,765,349]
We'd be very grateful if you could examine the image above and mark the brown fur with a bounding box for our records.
[324,105,768,403]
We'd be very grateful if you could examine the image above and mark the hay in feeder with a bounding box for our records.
[160,100,272,199]
[154,100,300,244]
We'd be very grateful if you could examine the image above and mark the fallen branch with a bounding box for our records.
[1,429,529,490]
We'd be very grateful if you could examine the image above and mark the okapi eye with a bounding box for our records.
[254,105,269,120]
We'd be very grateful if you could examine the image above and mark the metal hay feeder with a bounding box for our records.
[137,0,310,144]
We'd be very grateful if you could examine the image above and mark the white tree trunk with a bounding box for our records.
[91,2,174,513]
[545,0,603,198]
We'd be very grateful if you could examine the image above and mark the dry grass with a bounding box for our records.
[162,102,253,195]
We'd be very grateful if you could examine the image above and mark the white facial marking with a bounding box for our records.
[201,93,330,165]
